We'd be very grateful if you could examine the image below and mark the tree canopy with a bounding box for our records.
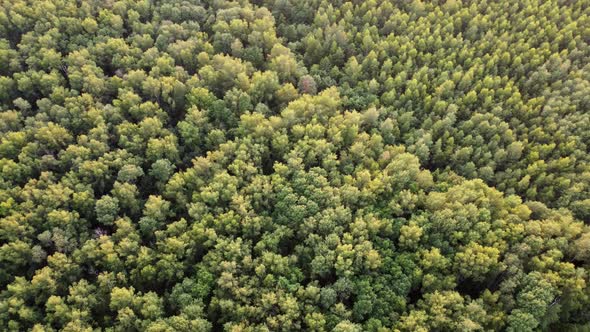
[0,0,589,330]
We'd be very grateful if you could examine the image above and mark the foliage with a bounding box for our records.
[0,0,589,330]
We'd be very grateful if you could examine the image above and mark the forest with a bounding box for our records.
[0,0,589,330]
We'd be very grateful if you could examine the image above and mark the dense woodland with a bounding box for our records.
[0,0,589,330]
